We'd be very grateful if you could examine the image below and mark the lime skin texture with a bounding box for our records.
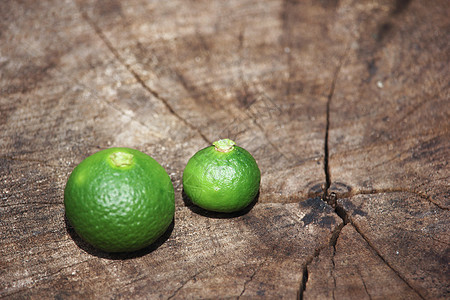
[183,139,261,213]
[64,147,175,253]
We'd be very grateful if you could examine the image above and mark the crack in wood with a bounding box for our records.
[393,98,430,126]
[166,269,207,300]
[3,15,168,144]
[337,188,448,211]
[322,53,348,203]
[297,220,344,300]
[297,265,308,300]
[357,265,373,300]
[233,31,289,161]
[330,233,339,300]
[173,65,286,161]
[312,26,445,295]
[167,262,229,299]
[331,256,337,300]
[352,221,426,299]
[238,258,267,299]
[297,49,350,299]
[329,219,346,300]
[76,3,211,145]
[311,41,437,298]
[2,11,170,146]
[340,215,427,299]
[244,108,289,161]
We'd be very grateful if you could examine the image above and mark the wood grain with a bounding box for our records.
[327,0,450,208]
[1,0,448,298]
[304,224,422,300]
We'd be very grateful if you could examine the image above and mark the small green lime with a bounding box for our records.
[64,147,174,253]
[183,139,261,213]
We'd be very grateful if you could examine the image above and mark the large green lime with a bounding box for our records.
[183,139,261,213]
[64,147,174,253]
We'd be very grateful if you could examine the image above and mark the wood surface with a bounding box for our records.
[0,0,448,299]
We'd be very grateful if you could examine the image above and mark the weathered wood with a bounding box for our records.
[307,1,450,299]
[75,0,341,203]
[1,200,342,298]
[337,193,449,299]
[306,192,449,300]
[327,0,450,207]
[314,0,450,299]
[304,224,422,300]
[0,0,448,299]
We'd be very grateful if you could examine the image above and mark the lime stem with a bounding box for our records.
[109,152,134,167]
[213,139,236,153]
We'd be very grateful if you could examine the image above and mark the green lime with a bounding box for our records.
[64,147,175,253]
[182,139,261,213]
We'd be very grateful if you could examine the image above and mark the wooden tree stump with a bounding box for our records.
[1,0,448,299]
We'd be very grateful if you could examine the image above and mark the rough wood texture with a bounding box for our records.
[327,0,450,208]
[304,224,422,300]
[1,0,448,299]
